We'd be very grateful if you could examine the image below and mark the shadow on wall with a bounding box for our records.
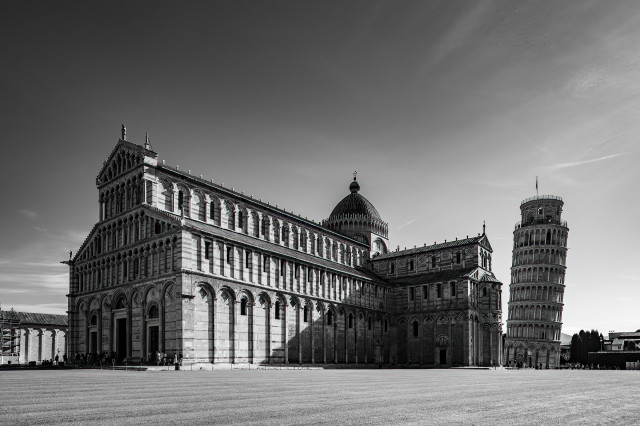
[192,283,392,365]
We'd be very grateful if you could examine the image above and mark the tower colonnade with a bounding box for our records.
[505,195,568,368]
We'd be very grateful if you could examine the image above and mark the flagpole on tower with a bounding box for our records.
[536,176,539,198]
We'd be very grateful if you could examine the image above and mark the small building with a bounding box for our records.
[588,330,640,369]
[0,310,68,365]
[608,331,640,351]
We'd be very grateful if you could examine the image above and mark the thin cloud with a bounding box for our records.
[397,217,419,230]
[547,152,628,170]
[18,209,38,220]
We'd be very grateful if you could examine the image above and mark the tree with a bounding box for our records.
[589,330,602,353]
[570,333,580,363]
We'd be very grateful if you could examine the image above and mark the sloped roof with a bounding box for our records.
[72,204,181,263]
[96,139,157,185]
[0,310,68,327]
[384,267,477,286]
[373,234,492,260]
[185,218,379,282]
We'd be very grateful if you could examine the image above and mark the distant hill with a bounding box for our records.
[560,333,572,346]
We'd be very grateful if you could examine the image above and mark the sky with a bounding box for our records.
[1,1,639,337]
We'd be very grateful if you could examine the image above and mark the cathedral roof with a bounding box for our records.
[384,267,477,286]
[384,267,501,286]
[0,310,68,327]
[373,234,493,260]
[328,178,382,221]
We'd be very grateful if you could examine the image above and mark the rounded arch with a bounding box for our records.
[161,280,177,300]
[147,303,160,319]
[218,285,236,303]
[237,288,255,304]
[289,294,300,307]
[196,282,216,300]
[256,291,271,307]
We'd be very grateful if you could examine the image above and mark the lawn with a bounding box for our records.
[0,368,636,425]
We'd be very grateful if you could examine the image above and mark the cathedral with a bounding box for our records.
[66,128,503,367]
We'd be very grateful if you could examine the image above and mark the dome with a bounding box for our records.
[329,178,382,221]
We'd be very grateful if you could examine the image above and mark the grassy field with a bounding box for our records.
[0,368,636,425]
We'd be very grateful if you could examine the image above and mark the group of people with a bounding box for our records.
[152,351,183,367]
[507,360,551,369]
[563,363,618,370]
[73,351,119,366]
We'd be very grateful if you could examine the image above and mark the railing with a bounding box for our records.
[520,195,563,205]
[515,220,568,230]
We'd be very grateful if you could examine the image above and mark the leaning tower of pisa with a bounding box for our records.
[504,194,569,368]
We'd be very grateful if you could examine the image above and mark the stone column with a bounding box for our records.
[141,302,147,360]
[22,328,30,363]
[354,315,358,364]
[489,327,494,366]
[478,324,484,366]
[232,300,238,364]
[297,304,302,364]
[284,303,288,364]
[310,306,315,364]
[127,305,132,359]
[322,309,326,364]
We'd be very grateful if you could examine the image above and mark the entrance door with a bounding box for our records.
[148,326,159,355]
[439,349,447,365]
[90,331,98,354]
[116,318,127,362]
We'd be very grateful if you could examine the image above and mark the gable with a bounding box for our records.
[478,235,493,252]
[72,205,180,263]
[96,140,156,186]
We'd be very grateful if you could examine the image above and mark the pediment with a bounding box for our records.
[478,234,493,252]
[72,205,179,263]
[96,141,156,186]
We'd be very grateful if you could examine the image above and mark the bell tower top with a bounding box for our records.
[520,195,564,226]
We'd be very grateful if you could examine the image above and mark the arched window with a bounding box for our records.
[238,211,244,229]
[148,304,159,319]
[115,296,126,310]
[413,321,419,337]
[482,287,487,297]
[274,301,280,320]
[436,284,442,298]
[210,201,220,224]
[368,317,372,330]
[90,315,98,326]
[327,311,333,325]
[348,313,354,328]
[389,263,395,274]
[409,260,414,271]
[178,190,184,212]
[240,298,247,316]
[384,319,388,332]
[303,306,308,323]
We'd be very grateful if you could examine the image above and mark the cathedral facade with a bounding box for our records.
[66,130,503,367]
